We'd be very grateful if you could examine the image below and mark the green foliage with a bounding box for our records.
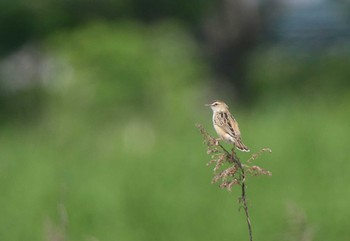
[1,19,350,241]
[44,21,206,124]
[246,47,350,102]
[0,0,214,55]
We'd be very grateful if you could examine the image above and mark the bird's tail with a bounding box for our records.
[235,139,250,152]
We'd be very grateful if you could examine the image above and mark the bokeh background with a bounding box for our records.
[1,0,350,240]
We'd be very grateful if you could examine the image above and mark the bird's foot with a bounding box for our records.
[215,138,221,146]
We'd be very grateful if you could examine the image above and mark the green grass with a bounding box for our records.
[1,95,350,241]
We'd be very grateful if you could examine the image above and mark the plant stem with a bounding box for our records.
[231,148,253,241]
[240,169,253,241]
[215,141,253,241]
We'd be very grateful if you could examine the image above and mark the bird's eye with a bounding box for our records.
[212,103,218,106]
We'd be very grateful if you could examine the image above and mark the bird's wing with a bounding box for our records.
[228,113,241,137]
[214,112,241,138]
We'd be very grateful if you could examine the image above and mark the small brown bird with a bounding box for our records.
[206,100,250,152]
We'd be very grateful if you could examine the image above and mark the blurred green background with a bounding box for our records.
[1,1,350,241]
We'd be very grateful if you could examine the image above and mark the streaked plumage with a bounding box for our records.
[206,100,249,152]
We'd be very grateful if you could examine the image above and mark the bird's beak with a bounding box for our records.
[204,104,210,107]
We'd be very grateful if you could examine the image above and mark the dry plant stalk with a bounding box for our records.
[44,203,68,241]
[284,202,314,241]
[196,124,272,241]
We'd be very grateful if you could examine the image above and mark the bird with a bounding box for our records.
[205,100,250,152]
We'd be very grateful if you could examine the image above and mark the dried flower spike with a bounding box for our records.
[196,123,272,241]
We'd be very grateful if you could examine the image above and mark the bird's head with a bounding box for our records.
[205,100,229,112]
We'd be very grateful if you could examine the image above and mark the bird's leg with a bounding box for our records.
[215,138,222,146]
